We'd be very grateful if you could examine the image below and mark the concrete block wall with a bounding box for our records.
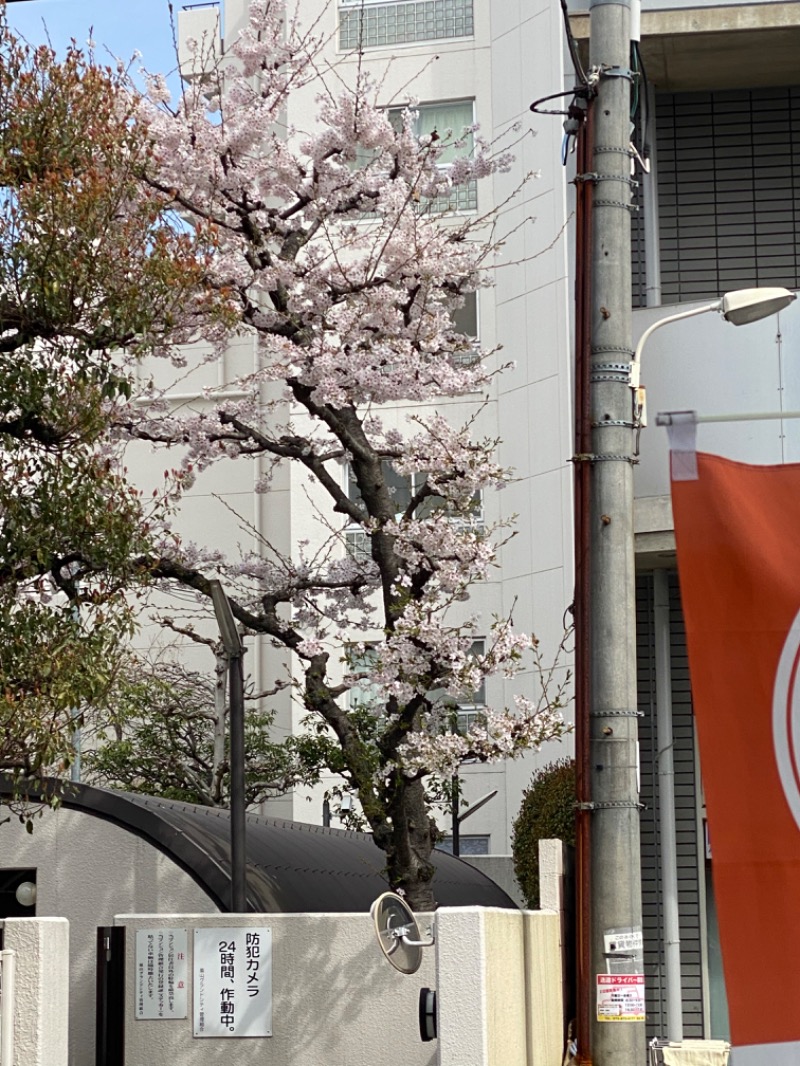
[3,918,69,1066]
[117,912,436,1066]
[436,907,563,1066]
[117,906,563,1066]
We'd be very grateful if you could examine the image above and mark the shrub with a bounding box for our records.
[512,758,575,908]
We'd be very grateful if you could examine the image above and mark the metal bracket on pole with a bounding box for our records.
[592,453,639,464]
[594,65,634,84]
[576,801,645,811]
[574,173,638,189]
[590,360,631,383]
[591,419,638,429]
[569,452,638,464]
[594,198,639,212]
[590,709,644,718]
[593,145,634,157]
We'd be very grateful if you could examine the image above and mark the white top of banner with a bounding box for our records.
[663,410,698,481]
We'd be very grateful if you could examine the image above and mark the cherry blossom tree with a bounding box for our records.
[113,0,572,911]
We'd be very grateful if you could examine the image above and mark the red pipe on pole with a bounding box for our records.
[573,97,595,1066]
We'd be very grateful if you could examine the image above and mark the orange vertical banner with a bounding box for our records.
[671,453,800,1065]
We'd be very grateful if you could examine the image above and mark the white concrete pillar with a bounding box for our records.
[3,917,69,1066]
[436,908,488,1066]
[435,907,563,1066]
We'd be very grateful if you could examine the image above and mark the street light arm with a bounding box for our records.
[631,287,796,391]
[208,578,245,657]
[630,300,721,390]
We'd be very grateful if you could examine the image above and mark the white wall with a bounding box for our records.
[633,299,800,504]
[0,806,216,1066]
[488,0,576,846]
[119,911,436,1066]
[3,918,69,1066]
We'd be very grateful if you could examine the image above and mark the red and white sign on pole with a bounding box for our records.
[672,452,800,1065]
[596,975,645,1022]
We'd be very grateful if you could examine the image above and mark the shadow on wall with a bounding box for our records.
[276,915,432,1062]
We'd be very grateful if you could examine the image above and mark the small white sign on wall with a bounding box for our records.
[135,928,188,1019]
[193,927,272,1038]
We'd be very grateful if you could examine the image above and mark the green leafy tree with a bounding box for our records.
[0,17,213,781]
[512,758,575,909]
[84,654,298,808]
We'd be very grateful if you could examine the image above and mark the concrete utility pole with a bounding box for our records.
[587,0,646,1062]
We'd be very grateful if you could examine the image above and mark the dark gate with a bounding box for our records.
[96,926,125,1066]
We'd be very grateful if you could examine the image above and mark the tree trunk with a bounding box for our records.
[381,777,438,912]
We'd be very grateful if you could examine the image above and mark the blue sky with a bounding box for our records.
[6,0,183,81]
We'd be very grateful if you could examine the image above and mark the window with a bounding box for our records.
[345,644,383,711]
[346,638,485,731]
[452,291,477,339]
[339,0,474,52]
[389,100,477,213]
[436,834,490,855]
[428,638,486,734]
[343,462,483,560]
[455,639,486,733]
[353,100,477,215]
[450,291,480,367]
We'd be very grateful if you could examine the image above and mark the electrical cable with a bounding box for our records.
[530,87,586,117]
[560,0,588,87]
[630,42,640,122]
[635,40,651,157]
[530,3,592,165]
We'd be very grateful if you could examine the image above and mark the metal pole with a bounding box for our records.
[588,0,645,1062]
[654,570,683,1041]
[213,649,227,798]
[208,580,247,913]
[574,96,595,1066]
[451,775,460,857]
[642,82,661,309]
[229,651,247,912]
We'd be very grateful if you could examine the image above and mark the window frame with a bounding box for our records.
[342,462,484,553]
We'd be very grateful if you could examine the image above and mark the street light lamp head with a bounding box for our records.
[208,578,244,657]
[720,287,796,326]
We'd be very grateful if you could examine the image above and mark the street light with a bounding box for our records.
[630,287,797,392]
[208,579,247,913]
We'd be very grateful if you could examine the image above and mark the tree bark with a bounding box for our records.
[378,775,438,912]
